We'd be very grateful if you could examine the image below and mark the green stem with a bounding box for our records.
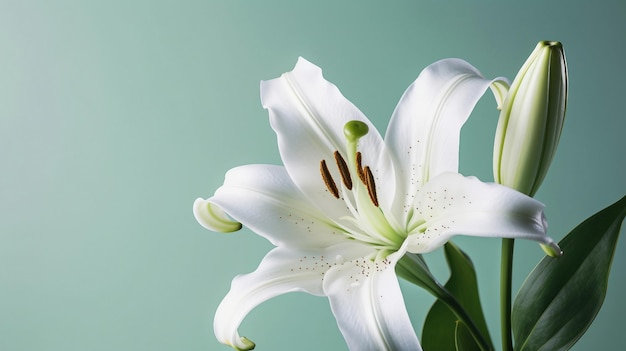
[500,238,515,351]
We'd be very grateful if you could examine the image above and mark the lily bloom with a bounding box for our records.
[194,57,559,350]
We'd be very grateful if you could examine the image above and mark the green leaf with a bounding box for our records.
[421,242,493,351]
[513,195,626,351]
[455,322,477,351]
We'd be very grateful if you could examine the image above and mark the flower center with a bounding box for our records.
[318,121,406,258]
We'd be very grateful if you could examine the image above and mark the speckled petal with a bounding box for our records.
[385,58,508,225]
[323,244,422,351]
[214,242,373,350]
[201,164,351,248]
[406,172,558,254]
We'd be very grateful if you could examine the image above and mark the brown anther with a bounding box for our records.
[364,166,379,207]
[356,152,367,184]
[320,160,340,199]
[334,151,352,190]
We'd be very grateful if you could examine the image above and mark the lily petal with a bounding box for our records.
[406,172,558,254]
[323,247,422,351]
[203,164,348,249]
[385,58,508,225]
[261,57,396,218]
[215,242,373,350]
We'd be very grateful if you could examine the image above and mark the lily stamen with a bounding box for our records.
[334,151,353,190]
[320,159,340,198]
[356,152,366,184]
[363,166,379,207]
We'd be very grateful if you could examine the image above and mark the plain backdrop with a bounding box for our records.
[1,1,625,350]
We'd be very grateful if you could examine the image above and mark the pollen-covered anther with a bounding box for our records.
[356,152,366,184]
[320,159,340,198]
[364,166,379,207]
[334,151,353,190]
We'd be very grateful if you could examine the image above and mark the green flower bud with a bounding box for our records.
[493,41,568,197]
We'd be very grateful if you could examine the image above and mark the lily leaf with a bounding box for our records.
[421,242,493,351]
[513,195,626,351]
[455,321,477,351]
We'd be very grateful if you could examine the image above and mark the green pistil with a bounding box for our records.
[341,120,405,247]
[343,121,367,183]
[343,120,368,164]
[344,120,369,142]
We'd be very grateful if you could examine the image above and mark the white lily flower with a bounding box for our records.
[194,57,560,351]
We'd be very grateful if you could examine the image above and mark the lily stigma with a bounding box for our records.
[194,57,560,351]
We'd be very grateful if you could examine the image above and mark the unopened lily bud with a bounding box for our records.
[493,41,568,197]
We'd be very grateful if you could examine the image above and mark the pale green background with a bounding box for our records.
[1,1,625,350]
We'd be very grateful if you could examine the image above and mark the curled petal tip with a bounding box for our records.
[540,242,563,258]
[228,337,255,351]
[193,198,242,233]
